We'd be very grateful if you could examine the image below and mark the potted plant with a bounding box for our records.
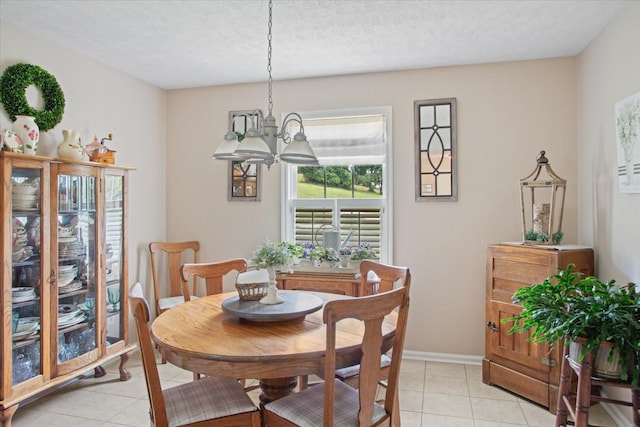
[308,245,339,267]
[250,239,293,304]
[503,264,640,385]
[278,241,304,265]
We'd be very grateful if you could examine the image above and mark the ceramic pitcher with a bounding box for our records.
[57,129,84,160]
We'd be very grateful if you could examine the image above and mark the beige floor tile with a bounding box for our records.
[468,379,520,401]
[106,398,152,426]
[399,388,426,412]
[423,392,473,418]
[399,370,426,391]
[421,413,475,426]
[399,410,422,426]
[423,374,469,396]
[474,421,528,427]
[11,409,104,427]
[465,363,483,381]
[471,396,528,424]
[401,359,427,375]
[518,398,557,426]
[425,361,467,378]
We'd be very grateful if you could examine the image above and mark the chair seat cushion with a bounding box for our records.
[163,376,257,427]
[158,295,198,311]
[264,379,387,427]
[335,353,391,379]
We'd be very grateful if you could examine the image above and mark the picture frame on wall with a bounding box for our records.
[615,91,640,193]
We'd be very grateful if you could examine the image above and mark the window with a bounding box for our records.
[281,107,392,262]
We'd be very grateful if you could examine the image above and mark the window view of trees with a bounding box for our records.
[298,165,383,198]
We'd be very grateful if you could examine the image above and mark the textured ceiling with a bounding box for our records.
[0,0,627,90]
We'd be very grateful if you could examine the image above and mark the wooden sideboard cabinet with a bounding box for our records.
[1,152,136,426]
[483,243,594,412]
[277,265,363,296]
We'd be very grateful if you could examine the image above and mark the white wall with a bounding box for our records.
[576,2,640,422]
[166,58,579,356]
[0,21,168,314]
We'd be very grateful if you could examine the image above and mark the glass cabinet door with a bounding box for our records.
[104,171,126,350]
[54,166,99,373]
[10,166,46,386]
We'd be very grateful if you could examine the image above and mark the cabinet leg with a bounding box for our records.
[119,352,132,381]
[1,404,18,427]
[94,365,107,378]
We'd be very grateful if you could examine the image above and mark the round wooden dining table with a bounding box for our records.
[151,290,397,405]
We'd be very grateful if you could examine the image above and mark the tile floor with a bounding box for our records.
[9,351,619,427]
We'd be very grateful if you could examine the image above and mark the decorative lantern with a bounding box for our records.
[519,151,566,245]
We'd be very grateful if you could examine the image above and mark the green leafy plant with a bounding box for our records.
[250,239,292,269]
[0,63,65,131]
[279,241,304,258]
[346,243,377,260]
[503,264,640,385]
[524,229,564,244]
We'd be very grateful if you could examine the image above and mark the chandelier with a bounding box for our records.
[212,0,318,167]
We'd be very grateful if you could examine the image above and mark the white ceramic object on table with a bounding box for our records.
[57,129,84,160]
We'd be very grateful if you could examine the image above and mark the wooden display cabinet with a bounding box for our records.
[1,152,136,426]
[483,243,594,412]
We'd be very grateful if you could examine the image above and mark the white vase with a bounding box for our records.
[57,129,84,160]
[13,115,39,155]
[259,267,284,305]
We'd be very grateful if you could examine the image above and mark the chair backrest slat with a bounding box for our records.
[149,241,199,315]
[180,258,247,296]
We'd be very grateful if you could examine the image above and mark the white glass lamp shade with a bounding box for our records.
[234,128,274,163]
[212,131,241,160]
[279,132,319,165]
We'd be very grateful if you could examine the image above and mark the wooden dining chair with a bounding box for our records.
[149,241,200,318]
[180,258,247,298]
[128,282,261,427]
[299,260,411,392]
[263,283,411,427]
[180,258,249,382]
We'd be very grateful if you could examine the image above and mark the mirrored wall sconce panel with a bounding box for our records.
[227,110,262,201]
[414,98,457,201]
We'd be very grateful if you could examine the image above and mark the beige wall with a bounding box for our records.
[0,21,167,309]
[166,58,579,356]
[576,1,640,421]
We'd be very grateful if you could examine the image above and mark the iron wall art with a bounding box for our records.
[414,98,457,201]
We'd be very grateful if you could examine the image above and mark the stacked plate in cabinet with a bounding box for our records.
[12,287,37,303]
[58,304,86,329]
[12,317,40,341]
[58,237,84,258]
[12,178,39,210]
[12,218,35,262]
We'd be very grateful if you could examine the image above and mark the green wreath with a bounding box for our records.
[0,63,65,132]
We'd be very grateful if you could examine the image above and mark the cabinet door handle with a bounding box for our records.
[487,321,499,332]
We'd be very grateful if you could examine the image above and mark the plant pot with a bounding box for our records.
[568,340,623,379]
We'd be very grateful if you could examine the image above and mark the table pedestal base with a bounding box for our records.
[259,377,298,407]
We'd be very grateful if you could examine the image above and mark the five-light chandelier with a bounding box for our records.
[212,0,319,167]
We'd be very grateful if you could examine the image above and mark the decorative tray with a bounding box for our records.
[221,290,323,322]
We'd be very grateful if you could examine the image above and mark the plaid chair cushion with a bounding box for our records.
[335,354,392,379]
[264,379,387,427]
[158,295,198,311]
[163,376,257,427]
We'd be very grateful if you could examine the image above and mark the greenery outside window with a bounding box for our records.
[281,107,392,262]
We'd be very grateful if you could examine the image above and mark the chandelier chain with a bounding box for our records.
[267,0,273,116]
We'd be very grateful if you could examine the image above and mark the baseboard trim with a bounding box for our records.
[402,350,483,366]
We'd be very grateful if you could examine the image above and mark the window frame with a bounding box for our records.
[280,106,393,263]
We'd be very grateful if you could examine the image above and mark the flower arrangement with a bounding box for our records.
[309,246,339,263]
[250,239,293,269]
[344,243,377,260]
[279,241,304,258]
